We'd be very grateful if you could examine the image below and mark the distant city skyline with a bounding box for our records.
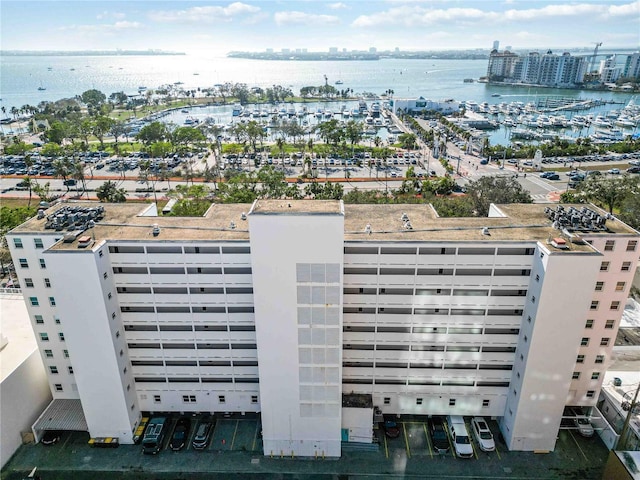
[1,1,639,55]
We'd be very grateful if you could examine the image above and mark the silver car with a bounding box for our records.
[470,417,495,452]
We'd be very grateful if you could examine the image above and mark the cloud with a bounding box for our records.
[274,11,340,26]
[149,2,260,24]
[61,21,142,34]
[352,1,640,28]
[96,11,126,20]
[327,2,348,9]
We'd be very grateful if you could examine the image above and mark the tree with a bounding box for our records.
[80,89,106,110]
[44,120,69,145]
[96,181,127,202]
[398,132,418,150]
[137,121,169,145]
[173,126,206,154]
[465,176,533,217]
[32,182,56,203]
[578,174,639,214]
[619,191,640,231]
[167,184,212,216]
[21,176,37,207]
[93,115,115,150]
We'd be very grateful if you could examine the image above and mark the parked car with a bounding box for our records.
[470,417,495,452]
[546,173,560,180]
[428,416,450,454]
[170,417,191,451]
[63,179,77,186]
[383,418,400,439]
[573,416,594,437]
[608,168,620,175]
[447,415,473,458]
[540,171,556,179]
[41,430,61,446]
[626,166,640,174]
[192,420,213,450]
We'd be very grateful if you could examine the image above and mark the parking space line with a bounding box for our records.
[383,432,389,459]
[230,420,239,450]
[444,421,455,458]
[495,445,501,460]
[251,420,260,451]
[402,422,411,458]
[568,430,588,461]
[422,423,433,458]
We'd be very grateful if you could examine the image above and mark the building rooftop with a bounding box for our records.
[10,201,638,251]
[0,293,39,382]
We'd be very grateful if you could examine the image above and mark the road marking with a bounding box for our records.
[495,445,501,460]
[568,430,588,461]
[230,420,239,450]
[423,423,433,458]
[402,422,412,458]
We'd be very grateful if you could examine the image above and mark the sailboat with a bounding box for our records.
[37,81,46,91]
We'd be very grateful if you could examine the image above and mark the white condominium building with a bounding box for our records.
[7,200,639,456]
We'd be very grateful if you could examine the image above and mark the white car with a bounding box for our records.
[573,417,594,437]
[470,417,495,452]
[448,415,474,458]
[608,168,620,175]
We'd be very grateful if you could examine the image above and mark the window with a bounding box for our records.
[580,338,589,346]
[586,390,595,398]
[585,319,594,329]
[416,398,423,405]
[68,366,74,374]
[103,272,108,279]
[34,238,44,249]
[595,281,604,291]
[622,262,632,272]
[63,350,69,358]
[54,316,60,325]
[35,315,44,324]
[13,238,23,248]
[595,355,604,364]
[590,301,599,311]
[531,296,536,303]
[19,258,28,268]
[577,355,585,363]
[616,282,626,292]
[482,399,490,407]
[49,366,59,374]
[251,395,258,404]
[627,240,637,252]
[591,372,600,380]
[49,297,56,306]
[449,399,456,406]
[604,240,615,251]
[154,395,161,403]
[54,384,63,392]
[58,332,65,341]
[99,250,103,257]
[39,259,46,269]
[600,338,610,346]
[572,372,580,380]
[29,297,39,306]
[605,320,615,329]
[383,397,390,405]
[600,261,610,272]
[218,395,226,403]
[182,395,197,403]
[44,349,53,358]
[535,274,540,282]
[610,301,620,311]
[44,278,51,288]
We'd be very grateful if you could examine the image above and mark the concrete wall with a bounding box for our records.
[499,246,601,451]
[249,207,344,458]
[0,350,51,468]
[45,246,138,443]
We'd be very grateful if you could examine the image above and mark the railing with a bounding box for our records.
[0,288,22,294]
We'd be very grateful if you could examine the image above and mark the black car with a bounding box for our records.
[429,417,450,454]
[170,417,191,451]
[192,420,213,450]
[382,418,400,439]
[41,430,61,446]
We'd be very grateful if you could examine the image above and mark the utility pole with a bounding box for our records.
[618,381,640,450]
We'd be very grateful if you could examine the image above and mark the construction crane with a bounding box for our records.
[590,42,602,72]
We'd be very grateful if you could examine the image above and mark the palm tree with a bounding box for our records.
[22,176,37,207]
[276,138,286,172]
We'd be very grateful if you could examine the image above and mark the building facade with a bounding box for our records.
[7,201,639,455]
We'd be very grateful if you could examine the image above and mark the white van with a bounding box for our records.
[447,415,473,458]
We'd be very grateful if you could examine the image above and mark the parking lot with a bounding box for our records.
[2,414,610,480]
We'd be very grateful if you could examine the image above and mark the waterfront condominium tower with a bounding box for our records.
[7,200,639,456]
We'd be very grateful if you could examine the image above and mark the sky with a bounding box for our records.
[1,0,639,55]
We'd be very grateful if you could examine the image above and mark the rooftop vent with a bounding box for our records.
[550,237,568,249]
[229,221,236,230]
[400,213,409,222]
[482,227,490,236]
[77,235,93,249]
[240,212,247,220]
[37,209,45,220]
[364,224,372,235]
[544,205,608,233]
[152,224,160,237]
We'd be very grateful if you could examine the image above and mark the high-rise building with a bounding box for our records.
[623,52,640,79]
[487,49,587,86]
[7,201,639,456]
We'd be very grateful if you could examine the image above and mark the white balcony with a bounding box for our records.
[183,253,222,264]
